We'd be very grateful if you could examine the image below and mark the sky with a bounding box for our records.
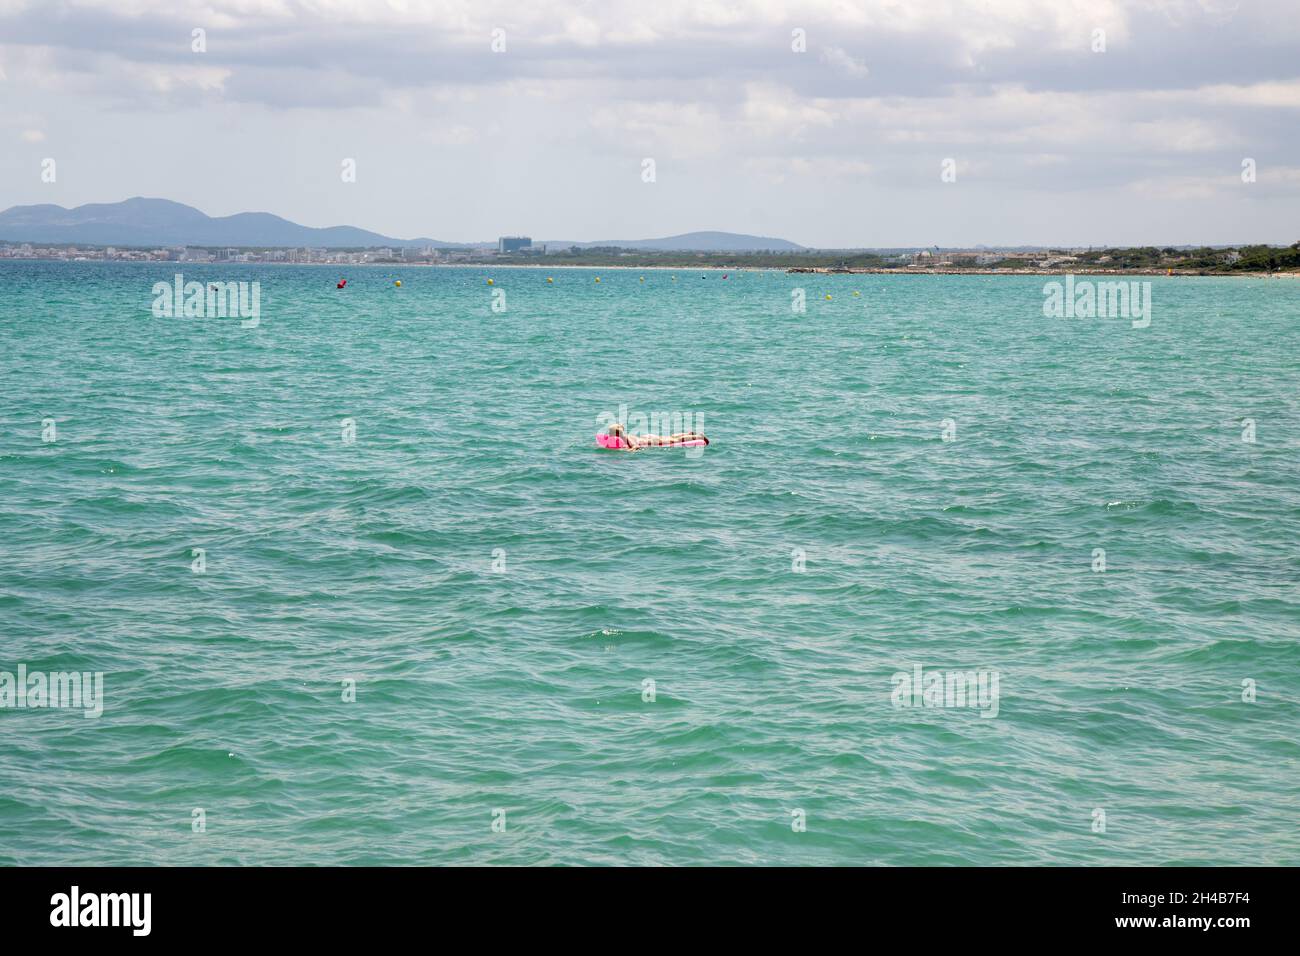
[1,0,1297,248]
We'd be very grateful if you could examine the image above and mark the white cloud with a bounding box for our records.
[1196,80,1300,108]
[424,124,481,146]
[745,155,873,185]
[819,46,868,79]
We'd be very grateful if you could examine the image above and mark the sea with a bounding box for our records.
[0,261,1296,865]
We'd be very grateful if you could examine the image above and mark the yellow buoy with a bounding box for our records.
[395,280,402,287]
[825,294,832,300]
[547,277,553,283]
[595,277,601,283]
[852,290,860,297]
[640,276,645,282]
[487,278,494,285]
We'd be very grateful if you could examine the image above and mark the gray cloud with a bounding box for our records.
[1,0,1297,245]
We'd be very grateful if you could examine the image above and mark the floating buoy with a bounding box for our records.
[825,294,832,300]
[671,275,677,281]
[337,278,347,289]
[853,291,860,297]
[394,280,401,287]
[487,278,494,285]
[595,277,601,283]
[547,277,554,283]
[640,276,645,282]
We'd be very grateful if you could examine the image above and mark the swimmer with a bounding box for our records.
[606,422,708,451]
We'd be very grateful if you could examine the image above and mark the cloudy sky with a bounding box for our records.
[1,0,1297,247]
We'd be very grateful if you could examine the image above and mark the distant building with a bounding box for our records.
[498,236,532,253]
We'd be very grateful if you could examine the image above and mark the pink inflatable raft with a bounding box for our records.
[597,433,707,449]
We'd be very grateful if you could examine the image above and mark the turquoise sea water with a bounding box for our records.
[0,261,1297,866]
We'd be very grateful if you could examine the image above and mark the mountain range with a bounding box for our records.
[0,198,804,252]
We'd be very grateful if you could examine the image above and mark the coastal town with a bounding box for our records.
[0,241,477,265]
[3,239,1296,274]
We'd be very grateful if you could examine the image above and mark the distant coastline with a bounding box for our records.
[3,199,1298,274]
[5,254,1294,277]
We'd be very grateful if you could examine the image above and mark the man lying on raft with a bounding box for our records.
[606,422,709,451]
